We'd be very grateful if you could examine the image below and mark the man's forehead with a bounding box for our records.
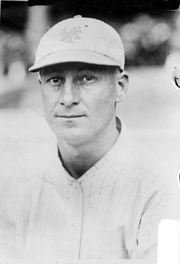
[40,62,117,75]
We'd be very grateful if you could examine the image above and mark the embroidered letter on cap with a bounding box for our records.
[59,27,83,43]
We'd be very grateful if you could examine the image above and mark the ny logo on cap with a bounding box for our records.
[59,26,83,43]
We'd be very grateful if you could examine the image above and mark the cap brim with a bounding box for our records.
[29,49,123,72]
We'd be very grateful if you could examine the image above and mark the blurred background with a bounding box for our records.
[1,2,180,180]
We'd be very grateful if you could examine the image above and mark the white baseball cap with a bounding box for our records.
[29,15,125,72]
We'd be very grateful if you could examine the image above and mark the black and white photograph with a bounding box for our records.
[0,0,180,263]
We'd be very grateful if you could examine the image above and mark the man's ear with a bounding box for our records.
[115,71,129,103]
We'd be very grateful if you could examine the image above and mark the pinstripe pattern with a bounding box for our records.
[22,124,179,260]
[0,123,179,260]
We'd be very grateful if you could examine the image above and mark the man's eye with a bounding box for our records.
[79,75,95,84]
[48,76,64,86]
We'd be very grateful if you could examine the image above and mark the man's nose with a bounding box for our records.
[59,80,80,106]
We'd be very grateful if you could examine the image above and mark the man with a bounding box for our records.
[0,15,179,260]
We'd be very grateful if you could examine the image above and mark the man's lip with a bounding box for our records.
[55,115,85,118]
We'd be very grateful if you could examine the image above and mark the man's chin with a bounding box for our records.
[56,128,89,146]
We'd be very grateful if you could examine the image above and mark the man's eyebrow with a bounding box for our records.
[75,66,106,72]
[76,68,94,72]
[42,70,63,76]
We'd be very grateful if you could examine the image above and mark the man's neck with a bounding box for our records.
[57,118,121,179]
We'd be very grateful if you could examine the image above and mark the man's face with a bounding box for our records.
[39,62,125,146]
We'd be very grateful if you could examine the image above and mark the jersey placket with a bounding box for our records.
[62,178,84,258]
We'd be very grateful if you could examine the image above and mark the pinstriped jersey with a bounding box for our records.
[0,122,179,260]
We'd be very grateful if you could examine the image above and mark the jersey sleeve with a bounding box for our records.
[131,173,180,259]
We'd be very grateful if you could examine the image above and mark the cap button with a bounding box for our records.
[73,15,82,19]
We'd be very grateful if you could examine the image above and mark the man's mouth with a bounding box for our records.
[56,114,85,118]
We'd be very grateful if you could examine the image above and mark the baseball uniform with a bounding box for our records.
[0,118,179,260]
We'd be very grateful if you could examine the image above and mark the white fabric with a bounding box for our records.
[0,123,179,260]
[29,17,125,72]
